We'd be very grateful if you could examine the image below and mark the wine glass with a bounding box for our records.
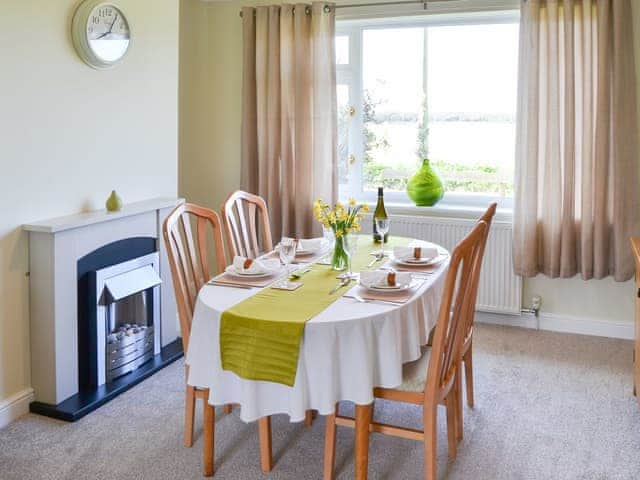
[375,217,390,254]
[323,226,335,250]
[278,237,297,288]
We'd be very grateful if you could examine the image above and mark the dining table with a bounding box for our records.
[186,235,450,478]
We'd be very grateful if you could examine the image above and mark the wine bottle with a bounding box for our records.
[373,187,388,243]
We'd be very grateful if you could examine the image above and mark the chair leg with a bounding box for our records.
[455,366,463,442]
[184,385,196,447]
[258,416,273,473]
[224,404,233,414]
[203,401,215,476]
[323,404,338,480]
[354,403,373,480]
[305,410,314,427]
[445,394,458,460]
[464,345,474,408]
[424,406,437,480]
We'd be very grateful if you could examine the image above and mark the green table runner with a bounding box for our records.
[219,235,410,386]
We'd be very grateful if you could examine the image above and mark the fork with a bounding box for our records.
[351,293,403,306]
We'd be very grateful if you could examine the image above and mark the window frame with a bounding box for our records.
[336,9,520,210]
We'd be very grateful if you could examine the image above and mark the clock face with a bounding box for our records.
[86,5,130,63]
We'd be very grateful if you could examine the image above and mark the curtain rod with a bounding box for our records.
[238,0,485,17]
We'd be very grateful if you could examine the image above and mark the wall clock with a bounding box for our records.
[71,1,131,70]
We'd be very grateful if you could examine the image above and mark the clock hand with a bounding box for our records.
[108,13,119,34]
[94,13,118,40]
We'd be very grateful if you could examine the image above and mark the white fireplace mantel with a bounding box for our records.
[24,197,184,406]
[24,197,182,233]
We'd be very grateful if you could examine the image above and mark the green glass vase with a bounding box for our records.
[105,190,123,212]
[406,159,444,207]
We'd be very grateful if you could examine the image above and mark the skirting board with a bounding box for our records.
[0,388,35,430]
[476,311,634,340]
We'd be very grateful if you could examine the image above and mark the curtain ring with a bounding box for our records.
[323,4,332,13]
[305,6,311,15]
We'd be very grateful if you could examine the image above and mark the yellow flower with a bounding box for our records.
[348,198,357,207]
[362,204,370,212]
[335,229,344,238]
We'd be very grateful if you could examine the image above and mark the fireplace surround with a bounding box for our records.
[24,198,184,421]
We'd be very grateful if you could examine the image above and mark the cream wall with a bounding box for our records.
[180,0,640,329]
[0,0,179,408]
[180,0,244,210]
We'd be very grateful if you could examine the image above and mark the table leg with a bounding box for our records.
[258,416,272,472]
[355,403,373,480]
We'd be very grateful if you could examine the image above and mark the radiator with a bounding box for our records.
[367,214,522,315]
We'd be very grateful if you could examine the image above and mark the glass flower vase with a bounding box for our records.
[331,235,349,271]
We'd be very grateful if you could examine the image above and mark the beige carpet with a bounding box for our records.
[1,323,640,479]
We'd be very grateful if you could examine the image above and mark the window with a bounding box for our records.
[336,13,519,207]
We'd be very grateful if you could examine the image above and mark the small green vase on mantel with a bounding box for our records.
[406,159,444,207]
[106,190,123,212]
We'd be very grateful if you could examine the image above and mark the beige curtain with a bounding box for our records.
[241,2,337,239]
[514,0,639,281]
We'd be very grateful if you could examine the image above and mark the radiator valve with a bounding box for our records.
[521,295,542,317]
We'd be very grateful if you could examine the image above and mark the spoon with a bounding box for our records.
[329,277,351,294]
[290,267,312,279]
[367,251,385,268]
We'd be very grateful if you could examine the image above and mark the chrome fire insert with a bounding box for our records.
[94,252,162,386]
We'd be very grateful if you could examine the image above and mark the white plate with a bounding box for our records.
[391,253,448,267]
[359,280,412,292]
[224,265,278,279]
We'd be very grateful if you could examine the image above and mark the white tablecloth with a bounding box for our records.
[186,252,449,423]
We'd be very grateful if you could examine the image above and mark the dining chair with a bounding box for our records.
[449,203,497,444]
[460,203,497,410]
[163,203,273,476]
[221,190,273,260]
[323,220,488,480]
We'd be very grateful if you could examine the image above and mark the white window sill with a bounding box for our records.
[367,202,513,223]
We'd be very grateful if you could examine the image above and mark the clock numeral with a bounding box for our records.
[88,26,94,33]
[92,16,99,24]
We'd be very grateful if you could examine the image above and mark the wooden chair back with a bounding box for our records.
[424,220,488,405]
[162,203,226,353]
[221,190,273,259]
[461,202,497,340]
